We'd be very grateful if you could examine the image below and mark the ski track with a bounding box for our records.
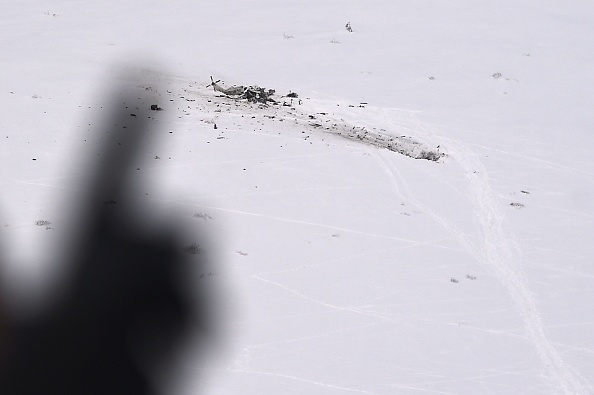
[373,109,590,394]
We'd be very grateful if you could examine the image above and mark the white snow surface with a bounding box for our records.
[1,1,594,394]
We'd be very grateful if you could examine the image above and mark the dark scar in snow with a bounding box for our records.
[0,74,220,394]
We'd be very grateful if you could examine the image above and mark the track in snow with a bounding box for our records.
[375,111,590,394]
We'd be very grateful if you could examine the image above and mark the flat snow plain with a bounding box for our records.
[1,1,593,394]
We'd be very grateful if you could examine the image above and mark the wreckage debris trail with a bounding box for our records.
[200,78,443,161]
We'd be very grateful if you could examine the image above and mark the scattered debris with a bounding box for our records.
[35,220,52,228]
[466,274,477,280]
[450,277,459,283]
[418,151,442,161]
[332,126,444,161]
[492,72,502,79]
[193,212,212,220]
[183,243,201,255]
[510,202,525,208]
[243,87,276,104]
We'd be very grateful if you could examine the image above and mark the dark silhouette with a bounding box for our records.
[0,75,215,394]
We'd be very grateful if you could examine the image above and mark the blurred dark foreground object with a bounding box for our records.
[0,76,214,394]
